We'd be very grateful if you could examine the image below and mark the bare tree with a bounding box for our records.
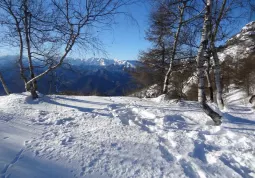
[196,0,221,125]
[208,0,227,109]
[162,1,186,94]
[0,0,135,99]
[22,0,38,96]
[146,3,174,81]
[207,0,252,109]
[0,0,28,87]
[196,0,210,104]
[162,0,205,94]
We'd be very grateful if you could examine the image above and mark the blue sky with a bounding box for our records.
[88,2,152,61]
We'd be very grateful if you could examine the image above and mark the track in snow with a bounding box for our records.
[1,149,24,178]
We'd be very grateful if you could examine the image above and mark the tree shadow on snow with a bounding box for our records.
[227,105,253,113]
[26,95,113,117]
[223,113,255,126]
[219,154,254,178]
[44,96,95,113]
[55,96,108,105]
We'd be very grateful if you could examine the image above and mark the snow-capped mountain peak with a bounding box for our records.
[68,57,136,68]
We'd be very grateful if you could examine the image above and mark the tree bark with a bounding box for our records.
[249,95,255,104]
[17,23,28,89]
[161,43,166,78]
[205,51,214,102]
[196,0,222,125]
[205,69,214,102]
[162,2,186,94]
[196,2,210,104]
[211,46,224,109]
[202,103,222,125]
[0,72,10,95]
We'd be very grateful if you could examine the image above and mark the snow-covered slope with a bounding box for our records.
[0,90,254,178]
[218,21,255,61]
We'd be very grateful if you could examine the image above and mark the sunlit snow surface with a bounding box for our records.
[0,89,254,178]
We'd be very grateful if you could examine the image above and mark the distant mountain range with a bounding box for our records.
[67,57,137,68]
[0,56,140,96]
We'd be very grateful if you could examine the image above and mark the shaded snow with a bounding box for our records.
[0,90,254,178]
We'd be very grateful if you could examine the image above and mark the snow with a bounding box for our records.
[68,57,135,68]
[0,90,255,178]
[241,21,255,33]
[219,21,255,62]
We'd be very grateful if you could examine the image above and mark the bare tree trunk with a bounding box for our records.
[211,46,224,109]
[205,68,214,102]
[23,0,38,98]
[162,2,186,94]
[17,26,28,89]
[196,0,221,125]
[210,0,227,109]
[161,43,166,78]
[202,103,222,125]
[0,72,10,95]
[205,51,214,102]
[196,5,209,104]
[249,95,255,104]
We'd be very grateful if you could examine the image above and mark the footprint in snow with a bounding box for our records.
[39,110,49,116]
[179,159,200,178]
[55,117,75,125]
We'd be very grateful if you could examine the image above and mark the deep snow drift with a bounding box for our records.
[0,89,254,178]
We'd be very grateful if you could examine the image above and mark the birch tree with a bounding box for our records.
[204,49,214,102]
[196,0,222,125]
[196,0,210,104]
[209,0,227,109]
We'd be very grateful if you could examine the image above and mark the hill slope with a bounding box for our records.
[218,21,255,61]
[0,89,254,178]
